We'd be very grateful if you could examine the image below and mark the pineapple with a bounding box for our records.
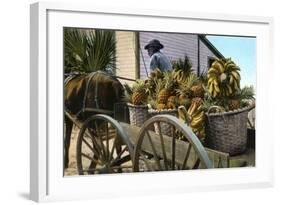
[157,72,176,105]
[178,93,187,103]
[228,99,241,110]
[167,95,177,109]
[178,94,190,107]
[158,89,170,104]
[191,97,203,107]
[227,86,254,110]
[157,103,167,110]
[176,73,198,103]
[131,80,147,105]
[191,83,205,98]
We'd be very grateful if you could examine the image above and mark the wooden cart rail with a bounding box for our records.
[65,111,230,169]
[121,123,229,168]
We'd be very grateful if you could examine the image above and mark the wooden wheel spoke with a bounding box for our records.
[182,143,192,169]
[76,114,134,175]
[131,115,212,173]
[98,135,107,161]
[109,138,117,161]
[217,157,223,168]
[94,121,107,158]
[146,131,162,170]
[191,157,201,169]
[109,146,128,165]
[111,154,131,167]
[81,153,101,165]
[87,128,104,159]
[156,122,168,170]
[82,137,99,157]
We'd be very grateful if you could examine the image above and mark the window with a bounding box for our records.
[207,57,216,69]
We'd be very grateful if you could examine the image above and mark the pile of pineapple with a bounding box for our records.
[126,57,254,143]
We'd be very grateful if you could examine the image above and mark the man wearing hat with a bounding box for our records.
[144,39,172,73]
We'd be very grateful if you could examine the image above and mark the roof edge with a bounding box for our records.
[198,34,224,59]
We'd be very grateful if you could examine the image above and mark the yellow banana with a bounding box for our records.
[226,64,239,72]
[187,103,195,116]
[233,79,240,91]
[191,115,203,126]
[214,61,225,73]
[213,89,218,98]
[231,71,240,81]
[191,118,204,129]
[208,68,219,75]
[193,111,204,121]
[213,79,219,86]
[225,60,235,69]
[229,75,234,85]
[209,81,214,95]
[173,70,179,80]
[208,77,215,85]
[172,70,179,80]
[177,73,183,82]
[192,108,202,118]
[226,84,233,95]
[190,120,201,128]
[214,83,220,93]
[178,111,186,123]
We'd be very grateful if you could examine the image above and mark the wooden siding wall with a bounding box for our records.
[199,39,219,74]
[139,32,199,79]
[115,31,137,85]
[139,32,220,79]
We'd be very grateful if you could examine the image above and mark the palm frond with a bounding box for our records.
[64,28,88,73]
[239,85,255,100]
[64,28,116,73]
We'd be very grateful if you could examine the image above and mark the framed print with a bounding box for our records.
[30,2,274,202]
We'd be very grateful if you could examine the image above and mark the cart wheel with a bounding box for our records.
[133,115,212,172]
[77,114,134,175]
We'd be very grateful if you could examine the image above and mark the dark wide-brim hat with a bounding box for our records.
[144,39,164,50]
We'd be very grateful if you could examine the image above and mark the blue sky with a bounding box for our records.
[207,35,256,90]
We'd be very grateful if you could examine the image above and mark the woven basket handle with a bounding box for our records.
[246,101,255,111]
[206,106,225,114]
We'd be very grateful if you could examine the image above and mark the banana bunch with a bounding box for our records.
[172,55,193,84]
[208,58,241,98]
[178,99,205,142]
[172,69,188,84]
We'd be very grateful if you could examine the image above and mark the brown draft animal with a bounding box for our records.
[64,71,125,169]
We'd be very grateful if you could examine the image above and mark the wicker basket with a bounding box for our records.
[205,105,254,156]
[149,109,178,136]
[127,103,149,127]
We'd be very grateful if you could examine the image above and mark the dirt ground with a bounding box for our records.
[64,126,80,176]
[64,125,134,176]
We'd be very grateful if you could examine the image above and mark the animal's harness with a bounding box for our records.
[64,71,101,115]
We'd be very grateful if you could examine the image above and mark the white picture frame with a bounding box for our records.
[30,2,274,202]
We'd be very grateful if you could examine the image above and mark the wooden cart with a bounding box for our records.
[64,104,254,175]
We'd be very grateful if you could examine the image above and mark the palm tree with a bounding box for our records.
[64,28,116,73]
